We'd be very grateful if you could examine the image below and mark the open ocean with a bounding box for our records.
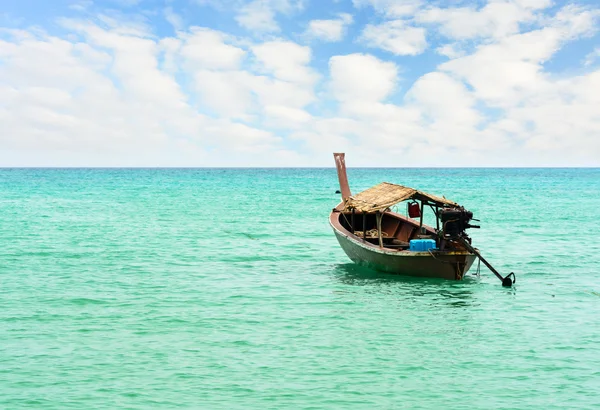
[1,168,599,409]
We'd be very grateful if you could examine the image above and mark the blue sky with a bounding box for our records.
[1,0,599,166]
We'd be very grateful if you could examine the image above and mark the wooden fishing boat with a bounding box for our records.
[330,153,515,285]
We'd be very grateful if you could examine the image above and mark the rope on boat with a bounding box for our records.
[354,229,388,238]
[427,250,465,279]
[340,211,352,230]
[455,261,464,281]
[339,211,388,239]
[427,249,455,264]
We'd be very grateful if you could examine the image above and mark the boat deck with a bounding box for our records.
[335,210,437,251]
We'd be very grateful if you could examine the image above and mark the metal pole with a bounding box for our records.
[458,237,515,287]
[419,201,424,232]
[377,211,383,248]
[362,211,366,242]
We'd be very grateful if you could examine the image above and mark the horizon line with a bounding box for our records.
[0,166,599,169]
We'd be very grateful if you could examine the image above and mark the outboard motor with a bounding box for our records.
[439,208,480,239]
[439,207,515,287]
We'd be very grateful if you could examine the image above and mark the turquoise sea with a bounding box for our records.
[1,168,599,409]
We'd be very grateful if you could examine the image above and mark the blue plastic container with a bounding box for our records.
[409,239,437,252]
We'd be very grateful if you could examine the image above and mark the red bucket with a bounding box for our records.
[408,202,421,218]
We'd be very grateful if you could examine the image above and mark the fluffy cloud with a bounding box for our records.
[193,70,255,117]
[180,27,246,71]
[264,105,312,128]
[440,6,599,107]
[196,0,306,33]
[329,53,398,103]
[235,0,304,33]
[0,23,304,165]
[436,43,464,59]
[0,30,190,164]
[584,48,600,66]
[186,39,318,119]
[164,7,183,31]
[417,0,552,40]
[251,40,317,84]
[359,20,427,55]
[236,1,279,32]
[407,72,479,126]
[305,13,353,42]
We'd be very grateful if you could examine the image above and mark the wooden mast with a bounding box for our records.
[333,153,352,202]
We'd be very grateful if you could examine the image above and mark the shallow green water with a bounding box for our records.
[1,168,599,409]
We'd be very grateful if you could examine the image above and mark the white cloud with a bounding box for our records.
[417,1,542,40]
[164,7,184,31]
[92,13,151,37]
[440,7,599,107]
[1,36,170,162]
[235,0,304,33]
[359,20,427,55]
[206,120,282,153]
[514,0,552,8]
[180,27,246,70]
[502,70,600,162]
[236,0,279,32]
[404,72,486,150]
[0,23,302,166]
[186,38,317,119]
[393,5,600,165]
[251,40,317,84]
[251,75,315,108]
[551,5,600,36]
[436,43,464,59]
[159,37,181,73]
[193,69,254,118]
[69,1,93,12]
[329,53,398,103]
[584,48,600,66]
[305,13,353,42]
[289,130,354,158]
[264,105,312,128]
[407,72,479,125]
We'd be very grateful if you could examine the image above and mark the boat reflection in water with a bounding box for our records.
[331,263,476,308]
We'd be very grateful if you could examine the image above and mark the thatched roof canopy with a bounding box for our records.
[343,182,459,213]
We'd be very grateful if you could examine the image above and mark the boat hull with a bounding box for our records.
[331,219,476,280]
